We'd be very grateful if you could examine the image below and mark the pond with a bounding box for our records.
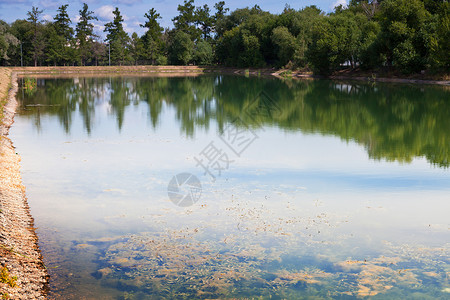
[12,75,450,299]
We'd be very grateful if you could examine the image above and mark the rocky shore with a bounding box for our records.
[0,68,48,299]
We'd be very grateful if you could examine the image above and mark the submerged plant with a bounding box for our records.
[23,77,37,95]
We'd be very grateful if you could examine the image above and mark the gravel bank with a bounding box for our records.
[0,68,48,299]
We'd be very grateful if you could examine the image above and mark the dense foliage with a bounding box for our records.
[0,0,448,74]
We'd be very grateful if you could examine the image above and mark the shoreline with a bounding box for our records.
[0,68,49,299]
[10,66,450,86]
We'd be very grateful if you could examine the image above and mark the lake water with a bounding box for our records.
[12,75,450,299]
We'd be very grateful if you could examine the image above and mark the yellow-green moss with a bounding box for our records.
[0,265,17,288]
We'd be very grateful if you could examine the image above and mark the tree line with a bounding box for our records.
[0,0,448,74]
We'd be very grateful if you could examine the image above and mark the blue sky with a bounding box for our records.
[0,0,347,39]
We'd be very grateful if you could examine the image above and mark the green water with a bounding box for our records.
[12,75,450,299]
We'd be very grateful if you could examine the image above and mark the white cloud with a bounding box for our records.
[72,15,80,24]
[42,14,52,21]
[96,5,115,22]
[332,0,348,9]
[39,0,59,9]
[122,22,133,34]
[93,22,106,38]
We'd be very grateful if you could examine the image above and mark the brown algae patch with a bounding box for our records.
[78,226,449,299]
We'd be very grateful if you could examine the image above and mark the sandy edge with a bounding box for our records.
[0,69,49,299]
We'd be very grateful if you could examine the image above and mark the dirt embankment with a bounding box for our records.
[12,66,449,85]
[0,68,48,299]
[11,65,279,78]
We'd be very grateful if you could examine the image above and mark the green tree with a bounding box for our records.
[193,39,213,65]
[195,4,213,40]
[428,2,450,69]
[213,1,229,39]
[292,6,324,66]
[104,7,130,65]
[140,8,164,64]
[51,4,74,65]
[130,32,144,65]
[306,18,339,74]
[271,26,297,67]
[54,4,73,40]
[27,6,44,66]
[168,30,194,65]
[307,10,367,74]
[172,0,200,41]
[76,3,98,65]
[46,25,65,65]
[377,0,430,73]
[10,19,33,66]
[0,20,19,65]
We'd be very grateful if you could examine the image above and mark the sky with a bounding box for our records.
[0,0,348,39]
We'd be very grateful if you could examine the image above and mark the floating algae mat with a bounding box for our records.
[11,76,450,298]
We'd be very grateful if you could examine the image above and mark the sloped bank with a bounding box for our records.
[0,68,48,299]
[12,66,450,86]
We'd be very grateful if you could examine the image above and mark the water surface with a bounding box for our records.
[12,75,450,299]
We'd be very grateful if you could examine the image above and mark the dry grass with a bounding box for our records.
[0,68,12,122]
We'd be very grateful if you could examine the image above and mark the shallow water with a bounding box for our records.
[12,76,450,299]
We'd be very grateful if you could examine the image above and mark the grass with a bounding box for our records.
[279,70,293,78]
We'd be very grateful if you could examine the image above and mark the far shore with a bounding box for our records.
[9,66,450,86]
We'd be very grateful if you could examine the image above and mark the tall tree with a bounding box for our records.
[46,25,64,66]
[213,1,229,39]
[140,8,164,64]
[104,7,130,65]
[195,4,213,40]
[48,4,74,66]
[172,0,200,41]
[130,32,144,65]
[76,3,97,65]
[27,6,44,66]
[54,4,73,40]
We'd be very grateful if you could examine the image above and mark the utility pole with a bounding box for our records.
[20,41,23,67]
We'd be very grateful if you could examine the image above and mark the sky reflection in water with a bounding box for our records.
[12,76,450,299]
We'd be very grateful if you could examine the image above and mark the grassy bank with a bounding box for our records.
[0,68,12,122]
